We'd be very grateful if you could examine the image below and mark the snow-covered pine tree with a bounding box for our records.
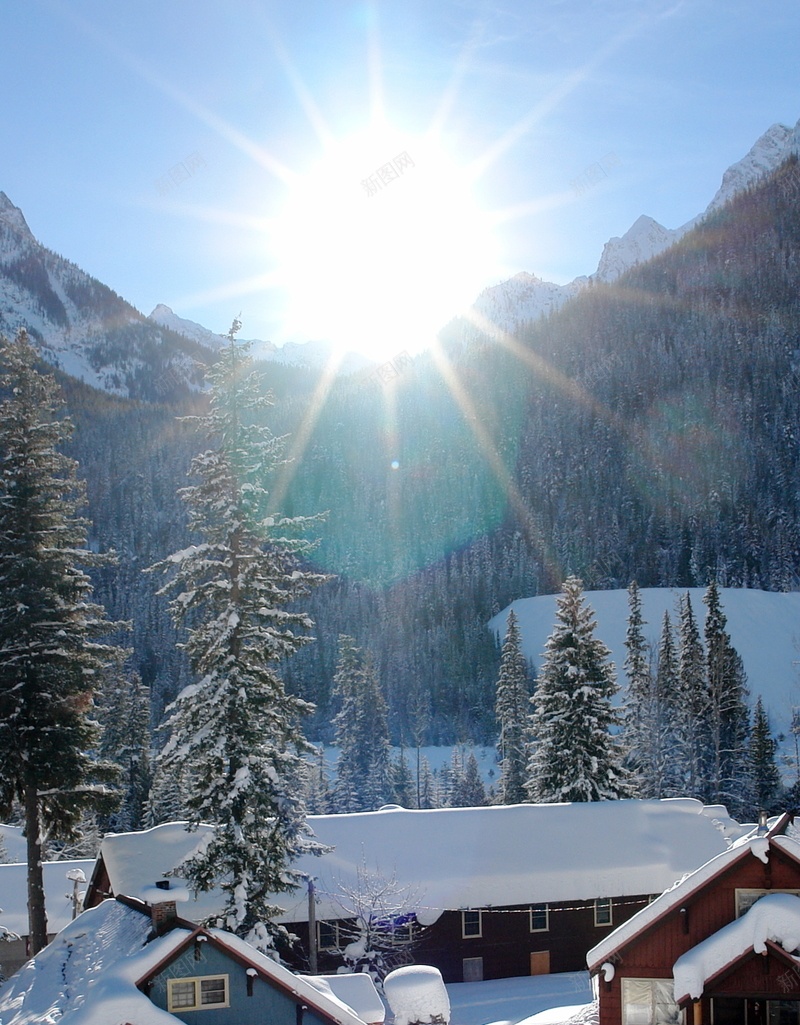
[392,747,417,808]
[150,320,328,950]
[417,757,437,809]
[145,758,188,826]
[620,581,651,794]
[749,695,781,817]
[332,635,393,812]
[651,610,681,798]
[703,581,750,816]
[457,751,488,807]
[303,746,331,815]
[674,592,709,799]
[494,610,531,805]
[526,576,631,803]
[98,670,152,832]
[0,330,122,954]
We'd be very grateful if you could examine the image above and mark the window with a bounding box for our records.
[167,975,229,1012]
[736,889,800,917]
[463,956,484,982]
[530,904,549,932]
[594,898,613,927]
[462,910,482,938]
[622,979,681,1025]
[317,919,356,950]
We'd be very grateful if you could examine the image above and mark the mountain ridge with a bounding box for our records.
[473,116,800,333]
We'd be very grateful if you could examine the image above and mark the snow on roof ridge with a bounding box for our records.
[673,891,800,1002]
[587,829,800,971]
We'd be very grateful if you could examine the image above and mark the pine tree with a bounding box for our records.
[749,696,781,817]
[703,581,750,816]
[417,757,437,809]
[0,330,122,954]
[145,758,188,826]
[98,670,152,833]
[495,610,531,805]
[674,592,709,799]
[459,751,488,807]
[392,747,417,808]
[150,320,327,950]
[620,581,651,794]
[651,611,681,798]
[526,577,631,803]
[303,747,331,815]
[332,636,393,812]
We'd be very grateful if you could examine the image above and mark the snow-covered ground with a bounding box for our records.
[446,971,593,1025]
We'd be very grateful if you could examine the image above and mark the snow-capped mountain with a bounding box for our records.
[148,304,373,375]
[474,117,800,332]
[148,303,231,351]
[0,192,208,400]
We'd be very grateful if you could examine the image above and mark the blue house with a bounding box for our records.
[0,896,380,1025]
[138,911,382,1025]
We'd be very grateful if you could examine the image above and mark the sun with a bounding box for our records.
[270,126,499,363]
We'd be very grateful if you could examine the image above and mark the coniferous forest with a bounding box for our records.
[50,157,800,754]
[3,159,800,809]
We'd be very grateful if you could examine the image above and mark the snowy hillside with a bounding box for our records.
[0,192,211,399]
[489,588,800,736]
[474,117,800,332]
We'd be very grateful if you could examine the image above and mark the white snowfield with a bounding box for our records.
[97,799,747,928]
[490,587,800,735]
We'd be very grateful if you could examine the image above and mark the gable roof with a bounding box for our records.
[0,897,374,1025]
[0,897,180,1024]
[586,816,800,972]
[673,891,800,1003]
[94,799,746,928]
[150,928,372,1025]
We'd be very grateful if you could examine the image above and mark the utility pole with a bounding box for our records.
[308,877,318,974]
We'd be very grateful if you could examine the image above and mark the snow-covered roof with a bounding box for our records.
[0,824,26,864]
[0,898,374,1025]
[303,973,386,1025]
[0,859,94,938]
[586,825,794,971]
[0,898,182,1024]
[673,892,800,1002]
[98,799,745,928]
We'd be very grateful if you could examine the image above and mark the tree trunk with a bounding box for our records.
[24,781,48,955]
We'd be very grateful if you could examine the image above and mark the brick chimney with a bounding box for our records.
[151,879,178,933]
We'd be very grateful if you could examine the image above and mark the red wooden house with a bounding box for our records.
[587,813,800,1025]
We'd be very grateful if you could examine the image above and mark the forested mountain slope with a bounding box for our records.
[6,159,800,747]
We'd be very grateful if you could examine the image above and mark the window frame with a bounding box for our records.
[594,898,613,927]
[462,909,483,939]
[317,918,360,950]
[167,974,230,1012]
[622,977,681,1025]
[735,889,800,918]
[530,903,550,932]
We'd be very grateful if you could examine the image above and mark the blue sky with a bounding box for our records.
[3,0,800,358]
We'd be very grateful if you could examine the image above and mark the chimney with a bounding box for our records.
[151,879,178,933]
